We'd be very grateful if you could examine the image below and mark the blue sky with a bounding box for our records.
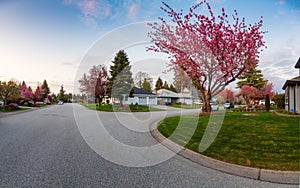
[1,0,299,93]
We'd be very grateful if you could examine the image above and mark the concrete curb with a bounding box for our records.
[150,120,300,185]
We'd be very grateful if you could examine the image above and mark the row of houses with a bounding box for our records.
[123,87,197,106]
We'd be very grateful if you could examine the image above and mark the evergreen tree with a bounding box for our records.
[169,84,177,93]
[142,78,152,92]
[265,94,270,112]
[41,79,50,100]
[155,77,163,91]
[163,81,169,90]
[58,85,65,102]
[107,50,134,105]
[237,65,267,89]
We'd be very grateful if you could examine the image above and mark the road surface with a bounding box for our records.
[0,104,296,187]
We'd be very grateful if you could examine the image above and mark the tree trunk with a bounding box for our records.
[119,97,123,106]
[200,88,211,113]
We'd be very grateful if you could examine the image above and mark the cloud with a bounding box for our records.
[259,37,300,92]
[128,4,138,18]
[62,0,111,26]
[278,0,285,5]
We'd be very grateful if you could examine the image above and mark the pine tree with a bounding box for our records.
[155,77,163,91]
[169,84,177,93]
[265,94,270,112]
[237,65,267,89]
[41,79,50,100]
[163,81,169,90]
[107,50,134,106]
[142,78,152,92]
[58,85,65,102]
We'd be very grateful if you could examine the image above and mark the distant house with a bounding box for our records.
[282,57,300,113]
[124,87,157,105]
[156,89,178,105]
[156,88,195,105]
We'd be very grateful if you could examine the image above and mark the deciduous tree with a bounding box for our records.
[134,72,153,89]
[95,65,109,105]
[148,1,266,112]
[0,80,20,105]
[78,64,109,103]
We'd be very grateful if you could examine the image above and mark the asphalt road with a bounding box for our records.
[0,104,296,187]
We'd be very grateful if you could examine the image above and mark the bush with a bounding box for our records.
[273,94,285,109]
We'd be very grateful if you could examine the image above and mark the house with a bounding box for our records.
[282,57,300,113]
[156,88,196,105]
[156,89,178,105]
[177,88,195,105]
[124,87,157,105]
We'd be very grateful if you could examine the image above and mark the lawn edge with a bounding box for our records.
[150,119,300,185]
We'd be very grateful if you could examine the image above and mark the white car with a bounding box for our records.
[259,99,275,106]
[210,102,219,111]
[58,101,64,105]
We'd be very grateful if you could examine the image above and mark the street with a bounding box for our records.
[0,104,296,187]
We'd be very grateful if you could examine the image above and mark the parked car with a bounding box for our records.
[210,102,219,111]
[224,102,234,109]
[58,100,64,105]
[259,99,275,106]
[28,100,35,107]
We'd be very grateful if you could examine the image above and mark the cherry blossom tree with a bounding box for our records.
[148,1,266,112]
[217,88,234,103]
[236,85,258,107]
[237,82,275,107]
[78,64,109,103]
[20,81,34,102]
[95,66,109,105]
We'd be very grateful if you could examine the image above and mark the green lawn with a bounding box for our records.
[82,104,163,112]
[158,111,300,170]
[167,104,201,109]
[0,107,29,113]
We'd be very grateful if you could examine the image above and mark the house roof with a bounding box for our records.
[132,87,156,95]
[156,89,178,98]
[282,76,300,90]
[295,57,300,68]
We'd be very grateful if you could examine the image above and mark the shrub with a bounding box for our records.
[272,94,285,109]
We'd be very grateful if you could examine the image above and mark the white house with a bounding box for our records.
[282,57,300,113]
[156,88,195,105]
[124,87,157,105]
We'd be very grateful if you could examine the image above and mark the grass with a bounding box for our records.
[0,107,29,113]
[158,111,300,171]
[82,103,163,112]
[167,104,201,109]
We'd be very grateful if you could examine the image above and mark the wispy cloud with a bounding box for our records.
[278,0,285,5]
[62,0,111,26]
[127,4,138,18]
[260,37,300,92]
